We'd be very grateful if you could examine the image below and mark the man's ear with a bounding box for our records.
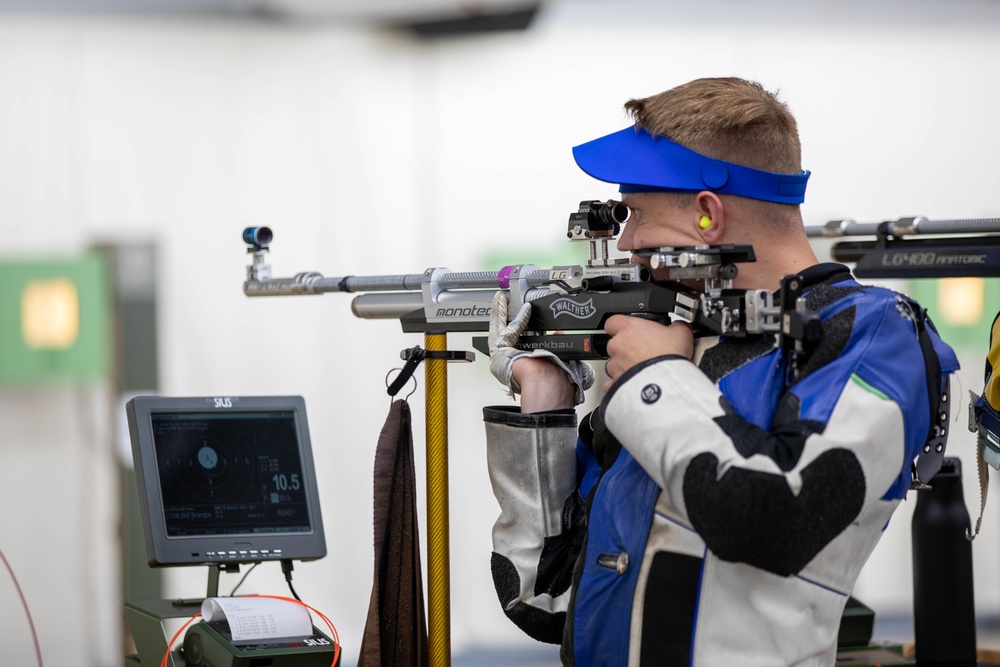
[696,191,725,243]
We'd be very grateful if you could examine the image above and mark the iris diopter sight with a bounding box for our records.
[567,199,630,240]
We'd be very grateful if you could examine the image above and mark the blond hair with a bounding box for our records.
[625,77,801,173]
[625,78,804,221]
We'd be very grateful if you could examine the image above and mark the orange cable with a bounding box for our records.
[160,613,201,667]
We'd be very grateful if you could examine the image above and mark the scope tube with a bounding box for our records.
[351,293,425,319]
[351,289,499,320]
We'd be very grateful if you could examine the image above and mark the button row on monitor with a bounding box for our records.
[204,549,284,558]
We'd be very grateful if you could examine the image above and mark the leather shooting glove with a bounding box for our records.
[488,290,595,405]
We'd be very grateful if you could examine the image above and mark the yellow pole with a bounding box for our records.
[424,332,451,666]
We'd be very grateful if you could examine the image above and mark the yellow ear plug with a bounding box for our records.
[699,215,712,229]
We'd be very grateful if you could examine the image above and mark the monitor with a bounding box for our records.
[126,395,326,567]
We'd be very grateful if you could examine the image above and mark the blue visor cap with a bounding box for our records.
[572,126,810,205]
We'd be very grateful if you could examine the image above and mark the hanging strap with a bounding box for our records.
[911,301,950,488]
[967,311,1000,540]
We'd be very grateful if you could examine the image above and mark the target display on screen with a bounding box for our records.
[127,396,326,567]
[152,411,311,537]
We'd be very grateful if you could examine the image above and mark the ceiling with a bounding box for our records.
[0,0,549,24]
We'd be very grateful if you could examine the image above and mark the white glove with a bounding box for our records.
[488,290,595,405]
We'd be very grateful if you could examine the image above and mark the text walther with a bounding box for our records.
[549,298,597,320]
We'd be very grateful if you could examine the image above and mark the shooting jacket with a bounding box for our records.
[483,263,959,667]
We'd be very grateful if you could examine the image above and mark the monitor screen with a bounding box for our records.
[127,396,326,567]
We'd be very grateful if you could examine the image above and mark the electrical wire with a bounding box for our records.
[0,546,44,667]
[281,559,302,601]
[287,578,302,602]
[253,595,340,667]
[227,562,259,597]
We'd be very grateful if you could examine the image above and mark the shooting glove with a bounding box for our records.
[488,290,595,405]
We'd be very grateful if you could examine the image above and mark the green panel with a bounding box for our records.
[0,252,110,385]
[906,278,1000,351]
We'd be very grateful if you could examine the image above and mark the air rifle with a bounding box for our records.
[805,215,1000,279]
[243,200,821,366]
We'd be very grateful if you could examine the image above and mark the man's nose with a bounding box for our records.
[616,222,634,253]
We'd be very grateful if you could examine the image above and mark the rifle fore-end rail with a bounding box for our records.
[803,216,1000,279]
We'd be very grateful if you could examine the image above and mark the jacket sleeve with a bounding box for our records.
[601,290,959,577]
[482,405,588,643]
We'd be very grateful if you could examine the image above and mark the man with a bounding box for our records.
[483,77,960,666]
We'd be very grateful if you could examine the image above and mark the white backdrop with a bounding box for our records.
[1,1,1000,664]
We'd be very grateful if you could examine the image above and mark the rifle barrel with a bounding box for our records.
[245,269,555,297]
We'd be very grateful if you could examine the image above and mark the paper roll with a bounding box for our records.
[201,597,312,643]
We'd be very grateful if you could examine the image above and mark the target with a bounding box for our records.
[156,425,258,506]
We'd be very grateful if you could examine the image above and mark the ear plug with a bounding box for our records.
[699,215,712,229]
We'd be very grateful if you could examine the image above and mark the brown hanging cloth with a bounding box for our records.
[358,399,428,667]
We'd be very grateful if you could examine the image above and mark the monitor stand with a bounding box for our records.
[124,564,236,667]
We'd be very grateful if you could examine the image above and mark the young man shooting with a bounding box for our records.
[484,77,959,666]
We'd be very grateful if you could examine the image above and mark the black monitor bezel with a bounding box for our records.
[126,395,327,568]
